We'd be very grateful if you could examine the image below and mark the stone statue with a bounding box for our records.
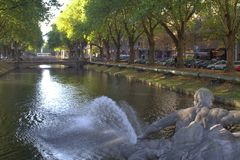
[194,105,240,136]
[125,88,240,160]
[138,88,214,139]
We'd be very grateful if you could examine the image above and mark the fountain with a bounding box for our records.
[87,96,137,144]
[29,96,138,160]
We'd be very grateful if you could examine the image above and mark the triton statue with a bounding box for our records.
[122,88,240,160]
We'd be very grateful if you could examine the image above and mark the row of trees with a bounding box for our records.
[48,0,240,71]
[0,0,60,59]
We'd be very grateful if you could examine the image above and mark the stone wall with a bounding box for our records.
[0,62,15,77]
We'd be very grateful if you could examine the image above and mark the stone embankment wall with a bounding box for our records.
[91,62,240,83]
[0,62,15,77]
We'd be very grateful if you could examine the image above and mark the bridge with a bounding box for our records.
[6,57,88,69]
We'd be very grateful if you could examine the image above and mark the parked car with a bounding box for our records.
[234,61,240,67]
[207,60,226,70]
[218,61,240,70]
[214,61,227,70]
[194,60,205,68]
[134,59,148,64]
[156,59,167,65]
[119,54,129,62]
[235,65,240,71]
[185,59,196,68]
[164,58,175,66]
[231,61,240,71]
[196,60,213,69]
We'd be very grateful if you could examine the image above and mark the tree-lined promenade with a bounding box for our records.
[1,1,240,72]
[45,0,240,72]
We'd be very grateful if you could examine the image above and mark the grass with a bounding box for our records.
[85,64,240,109]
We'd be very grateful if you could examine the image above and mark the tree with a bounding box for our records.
[56,0,89,59]
[47,24,63,51]
[84,1,111,60]
[0,0,60,57]
[85,0,125,62]
[153,0,202,67]
[134,0,160,65]
[118,0,144,64]
[211,0,240,71]
[108,15,124,62]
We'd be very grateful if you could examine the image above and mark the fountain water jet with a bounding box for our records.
[28,96,138,160]
[87,96,137,144]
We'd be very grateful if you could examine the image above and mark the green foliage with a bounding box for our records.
[56,0,88,40]
[0,0,60,54]
[49,0,240,67]
[47,24,62,50]
[152,0,204,66]
[47,24,71,52]
[210,0,240,71]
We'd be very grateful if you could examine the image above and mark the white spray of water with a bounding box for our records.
[87,96,137,144]
[119,101,143,136]
[28,96,138,160]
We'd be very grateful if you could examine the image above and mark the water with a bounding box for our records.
[0,65,198,159]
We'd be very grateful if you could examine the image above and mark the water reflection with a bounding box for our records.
[36,69,88,113]
[38,69,64,111]
[39,65,52,69]
[38,64,69,69]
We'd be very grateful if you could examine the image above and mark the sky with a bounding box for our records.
[41,0,70,41]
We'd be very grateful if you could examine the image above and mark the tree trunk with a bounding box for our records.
[142,20,155,65]
[79,47,82,60]
[103,40,110,61]
[128,38,135,64]
[148,35,155,65]
[80,40,87,60]
[116,46,121,62]
[99,47,104,60]
[89,44,92,62]
[3,46,7,58]
[226,33,235,72]
[67,44,74,60]
[176,38,185,68]
[81,45,85,59]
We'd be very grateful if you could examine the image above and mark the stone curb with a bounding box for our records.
[91,62,240,83]
[0,63,16,77]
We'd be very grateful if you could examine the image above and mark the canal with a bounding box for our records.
[0,65,196,159]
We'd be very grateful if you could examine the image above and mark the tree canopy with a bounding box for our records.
[0,0,60,56]
[43,0,240,71]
